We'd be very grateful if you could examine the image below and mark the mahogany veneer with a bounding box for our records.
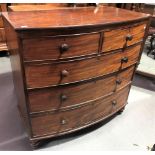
[2,6,150,149]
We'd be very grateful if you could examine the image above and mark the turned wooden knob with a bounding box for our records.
[126,34,133,41]
[112,100,117,106]
[60,94,67,101]
[116,79,122,85]
[60,119,67,125]
[121,57,128,63]
[60,43,69,53]
[61,70,69,77]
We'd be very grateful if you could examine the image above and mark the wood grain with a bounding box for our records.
[23,33,100,61]
[102,23,146,52]
[31,85,130,137]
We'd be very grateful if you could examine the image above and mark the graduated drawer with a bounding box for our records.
[31,85,130,137]
[102,23,146,52]
[25,44,141,89]
[22,33,100,61]
[28,65,135,113]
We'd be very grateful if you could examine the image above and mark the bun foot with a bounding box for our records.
[30,140,41,149]
[117,107,125,115]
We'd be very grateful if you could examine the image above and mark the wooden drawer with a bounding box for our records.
[28,65,135,113]
[23,33,100,61]
[116,65,135,90]
[0,28,6,42]
[25,44,140,89]
[102,23,146,52]
[121,44,141,69]
[31,85,130,137]
[25,52,121,88]
[28,75,116,113]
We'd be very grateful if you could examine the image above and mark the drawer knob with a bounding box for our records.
[60,94,67,101]
[60,43,69,53]
[121,57,128,63]
[116,79,122,85]
[61,70,69,77]
[112,100,117,106]
[126,34,133,41]
[60,119,67,125]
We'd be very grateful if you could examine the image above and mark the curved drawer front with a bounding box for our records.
[25,52,121,88]
[23,33,100,61]
[102,23,146,52]
[116,65,135,90]
[28,75,116,113]
[28,65,135,113]
[121,44,141,69]
[31,85,130,137]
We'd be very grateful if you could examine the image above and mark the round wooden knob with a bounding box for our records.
[126,34,133,41]
[61,119,67,125]
[116,79,122,85]
[61,70,69,77]
[112,100,117,106]
[121,57,128,63]
[61,94,67,101]
[60,43,69,53]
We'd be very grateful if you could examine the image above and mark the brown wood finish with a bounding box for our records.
[31,85,130,137]
[3,18,31,135]
[8,4,68,12]
[102,23,146,52]
[22,33,100,61]
[2,6,150,30]
[25,44,140,89]
[2,6,150,148]
[25,52,121,88]
[28,65,135,113]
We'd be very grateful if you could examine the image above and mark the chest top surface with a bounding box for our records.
[2,6,150,30]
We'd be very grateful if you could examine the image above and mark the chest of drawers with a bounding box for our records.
[2,6,150,148]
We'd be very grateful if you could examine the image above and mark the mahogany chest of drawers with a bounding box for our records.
[2,6,150,148]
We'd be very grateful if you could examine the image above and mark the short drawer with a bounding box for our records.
[28,75,117,113]
[102,23,146,52]
[25,52,122,88]
[23,33,100,61]
[31,86,130,137]
[25,44,141,89]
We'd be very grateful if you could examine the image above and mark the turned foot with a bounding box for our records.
[30,140,41,149]
[117,107,125,115]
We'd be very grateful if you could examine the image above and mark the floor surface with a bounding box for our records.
[0,56,155,151]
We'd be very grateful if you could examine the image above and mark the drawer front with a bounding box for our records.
[102,23,146,52]
[121,44,141,69]
[31,86,130,137]
[23,33,100,61]
[28,75,117,113]
[25,52,122,88]
[0,28,6,42]
[116,65,135,90]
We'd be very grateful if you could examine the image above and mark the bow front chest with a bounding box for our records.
[2,6,150,148]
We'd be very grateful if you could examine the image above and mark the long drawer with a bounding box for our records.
[31,85,130,137]
[25,44,140,88]
[28,65,135,113]
[102,23,146,52]
[23,33,100,61]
